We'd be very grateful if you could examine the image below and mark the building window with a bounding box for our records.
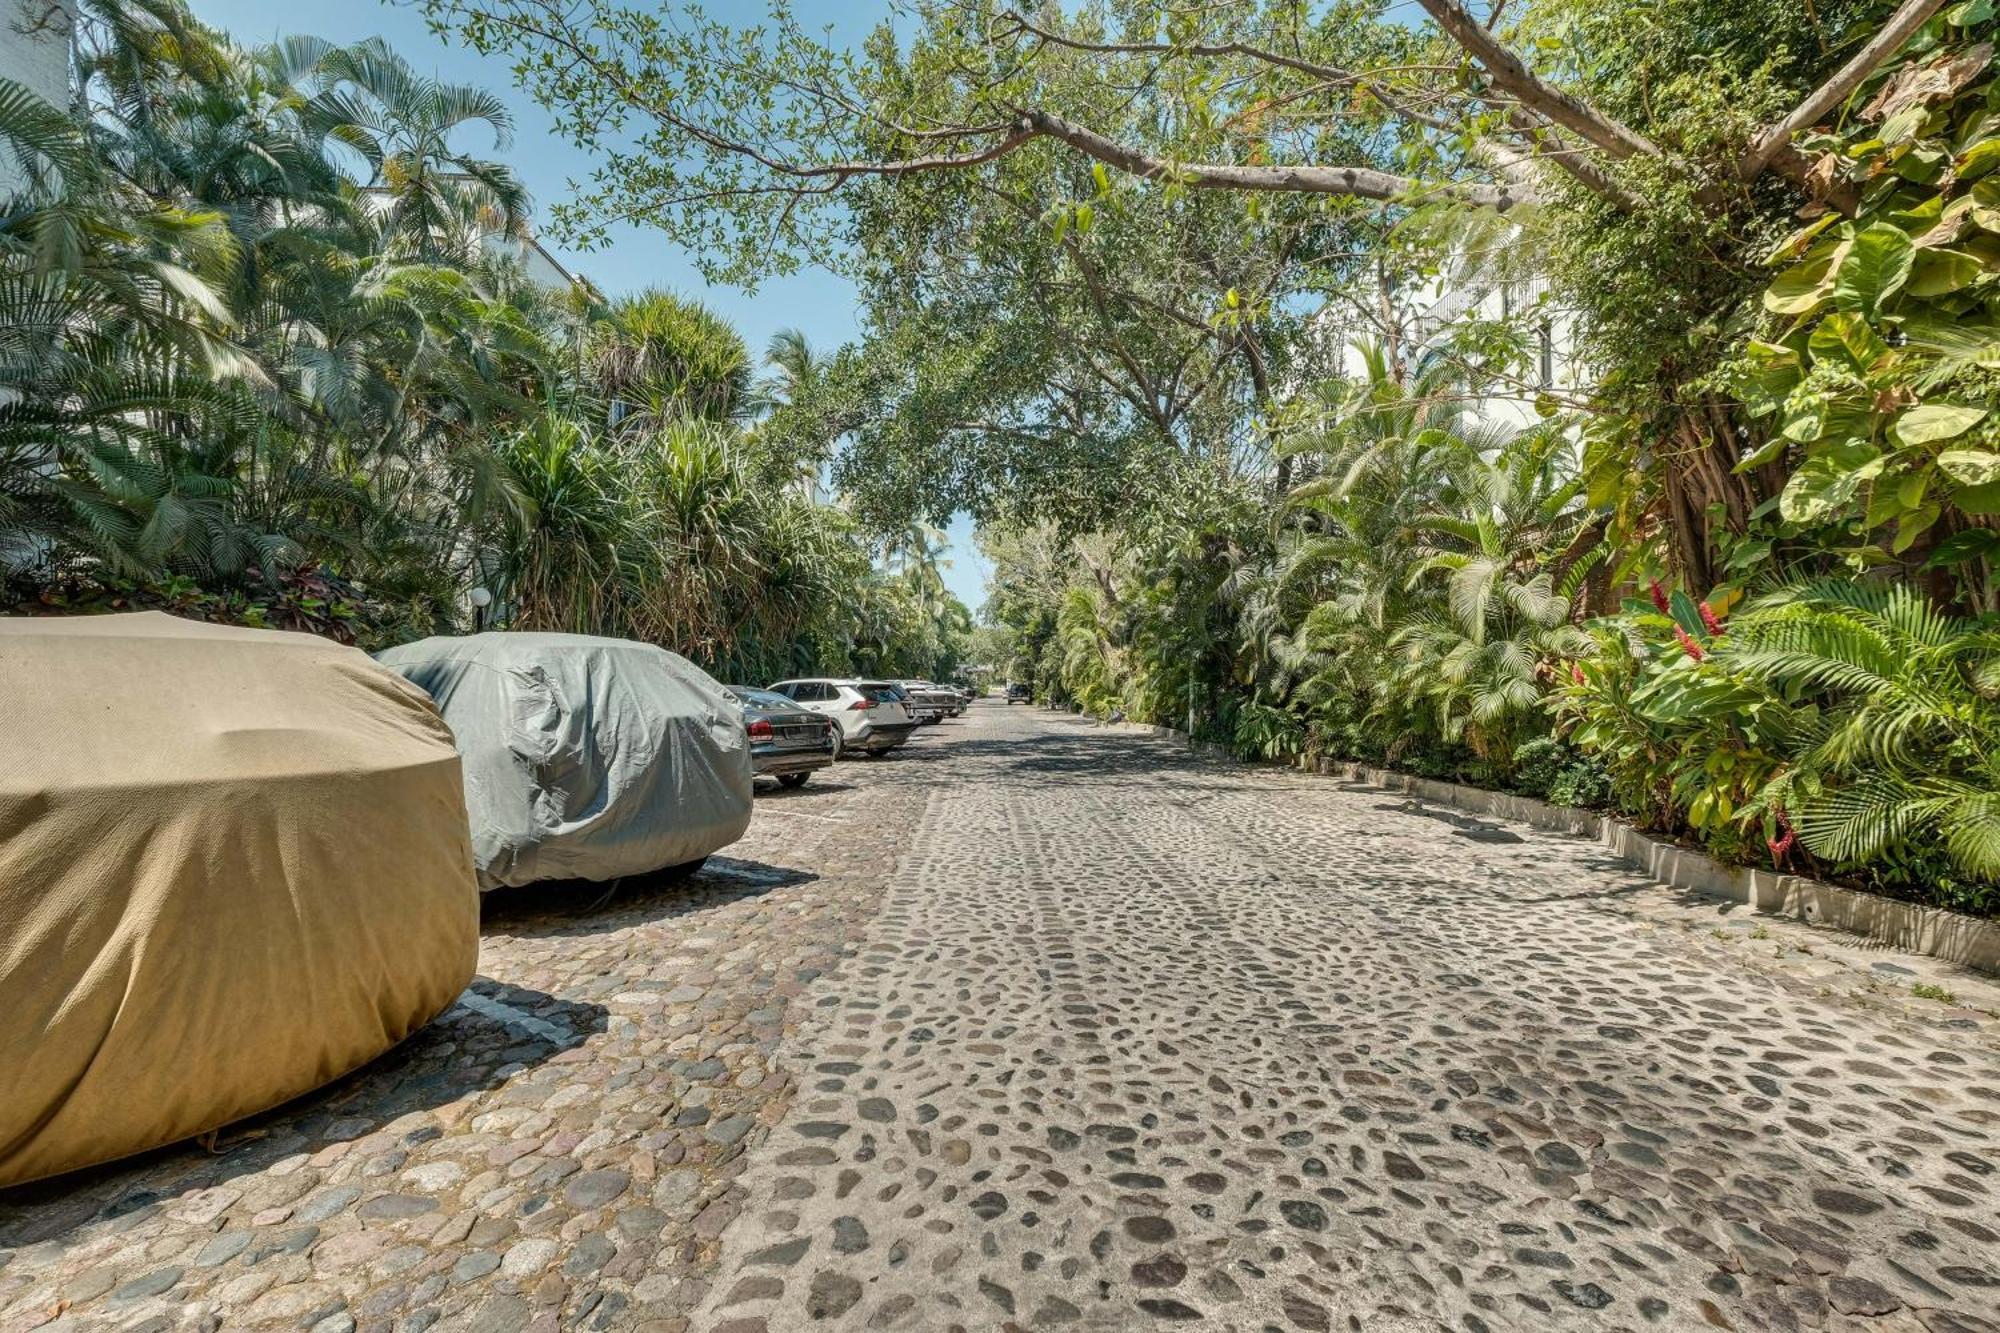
[1537,321,1554,390]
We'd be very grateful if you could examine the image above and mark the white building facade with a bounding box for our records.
[1308,257,1585,437]
[1,0,77,195]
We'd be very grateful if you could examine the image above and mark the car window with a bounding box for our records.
[806,682,837,702]
[735,688,793,708]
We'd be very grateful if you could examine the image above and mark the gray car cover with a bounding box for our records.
[376,632,753,889]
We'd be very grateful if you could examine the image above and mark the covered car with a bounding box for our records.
[0,612,479,1188]
[377,632,752,889]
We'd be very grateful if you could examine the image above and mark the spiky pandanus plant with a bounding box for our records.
[1721,582,2000,887]
[487,413,630,634]
[630,418,761,658]
[589,290,753,433]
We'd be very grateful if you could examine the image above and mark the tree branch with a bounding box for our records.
[997,8,1365,85]
[1414,0,1661,160]
[1015,109,1530,209]
[432,0,1529,219]
[997,8,1459,133]
[1741,0,1950,180]
[1501,109,1645,212]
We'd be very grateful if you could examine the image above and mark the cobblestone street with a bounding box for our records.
[4,702,1998,1333]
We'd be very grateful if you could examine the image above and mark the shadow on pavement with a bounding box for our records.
[0,978,608,1245]
[753,778,858,797]
[480,856,818,938]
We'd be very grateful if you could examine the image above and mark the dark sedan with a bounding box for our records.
[727,686,837,788]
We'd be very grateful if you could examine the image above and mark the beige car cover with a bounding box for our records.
[0,613,480,1188]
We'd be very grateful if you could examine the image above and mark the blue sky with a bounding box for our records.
[186,0,990,614]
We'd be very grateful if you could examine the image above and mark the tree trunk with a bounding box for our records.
[1656,383,1771,592]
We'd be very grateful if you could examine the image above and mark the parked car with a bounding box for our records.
[728,686,836,787]
[378,633,753,888]
[768,677,918,756]
[897,679,955,724]
[1006,682,1031,704]
[0,613,479,1188]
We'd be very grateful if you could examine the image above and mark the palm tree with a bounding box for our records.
[885,519,950,610]
[4,1,941,683]
[304,38,529,264]
[758,327,821,410]
[2,74,275,576]
[1264,342,1600,768]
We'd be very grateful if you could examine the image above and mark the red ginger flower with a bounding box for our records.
[1699,601,1724,636]
[1674,627,1705,662]
[1767,812,1796,863]
[1649,579,1671,615]
[1571,663,1586,686]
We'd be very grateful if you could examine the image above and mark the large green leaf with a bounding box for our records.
[1832,224,1915,318]
[1782,398,1828,442]
[1938,448,2000,485]
[1973,178,2000,232]
[1668,589,1706,638]
[1925,528,2000,566]
[1807,311,1887,375]
[1765,244,1843,315]
[1894,403,1988,446]
[1907,249,1986,295]
[1899,313,2000,361]
[1954,479,2000,513]
[1779,455,1867,524]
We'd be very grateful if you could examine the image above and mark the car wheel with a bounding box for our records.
[829,728,845,760]
[777,772,809,789]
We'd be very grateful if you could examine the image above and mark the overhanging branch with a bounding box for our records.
[1741,0,1950,180]
[1415,0,1661,160]
[1501,110,1645,212]
[1016,109,1530,209]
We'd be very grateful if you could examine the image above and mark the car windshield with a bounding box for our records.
[730,687,794,708]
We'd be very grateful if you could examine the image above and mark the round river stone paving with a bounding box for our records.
[687,708,2000,1333]
[0,748,925,1333]
[5,705,1997,1333]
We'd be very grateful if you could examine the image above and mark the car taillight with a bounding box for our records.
[848,698,871,710]
[747,719,773,738]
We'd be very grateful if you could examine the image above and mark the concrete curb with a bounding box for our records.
[1114,720,2000,976]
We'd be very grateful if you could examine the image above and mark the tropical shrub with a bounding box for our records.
[1729,21,2000,600]
[1510,737,1612,809]
[1723,582,2000,903]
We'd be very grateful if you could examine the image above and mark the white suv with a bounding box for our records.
[767,678,917,758]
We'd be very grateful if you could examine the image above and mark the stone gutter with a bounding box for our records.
[1114,719,2000,977]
